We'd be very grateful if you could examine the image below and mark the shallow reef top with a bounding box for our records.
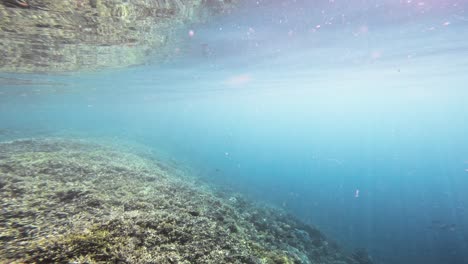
[0,0,237,73]
[0,138,372,264]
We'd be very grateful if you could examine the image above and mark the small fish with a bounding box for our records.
[428,221,457,231]
[440,223,457,231]
[3,0,30,8]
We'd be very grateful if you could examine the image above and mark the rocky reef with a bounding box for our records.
[0,138,373,264]
[0,0,236,73]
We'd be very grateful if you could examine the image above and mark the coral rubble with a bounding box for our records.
[0,138,372,263]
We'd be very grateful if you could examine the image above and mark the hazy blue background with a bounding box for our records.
[1,0,468,263]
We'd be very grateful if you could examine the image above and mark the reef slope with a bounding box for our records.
[0,138,371,264]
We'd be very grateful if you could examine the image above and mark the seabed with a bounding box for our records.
[0,138,372,264]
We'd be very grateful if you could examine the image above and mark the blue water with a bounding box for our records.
[2,0,468,263]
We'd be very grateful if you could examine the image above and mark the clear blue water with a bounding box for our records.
[1,0,468,263]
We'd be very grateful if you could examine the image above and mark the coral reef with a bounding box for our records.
[0,0,237,73]
[0,138,372,263]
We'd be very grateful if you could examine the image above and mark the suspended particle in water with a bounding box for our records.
[358,25,369,34]
[355,189,360,198]
[188,30,195,37]
[247,27,255,36]
[226,74,252,86]
[371,51,382,59]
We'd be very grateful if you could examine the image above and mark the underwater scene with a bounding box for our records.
[1,0,468,263]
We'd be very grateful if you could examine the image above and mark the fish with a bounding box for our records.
[2,0,30,8]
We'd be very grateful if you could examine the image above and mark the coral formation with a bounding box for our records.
[0,138,372,263]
